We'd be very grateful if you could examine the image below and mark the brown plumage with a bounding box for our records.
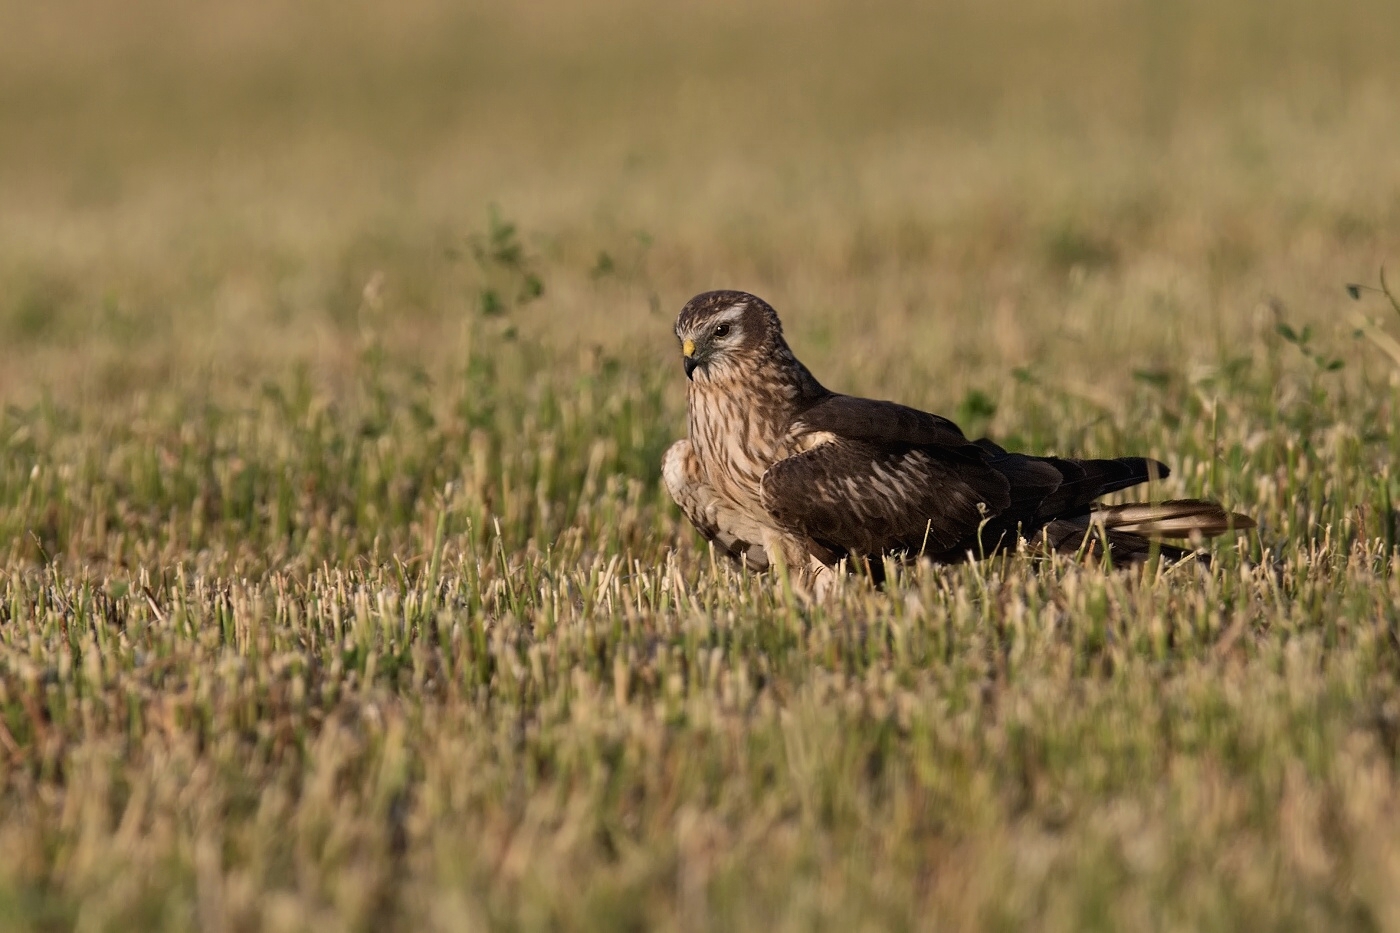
[662,290,1254,586]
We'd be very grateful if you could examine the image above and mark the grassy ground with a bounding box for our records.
[2,1,1400,929]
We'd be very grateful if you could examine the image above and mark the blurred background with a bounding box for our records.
[1,0,1397,407]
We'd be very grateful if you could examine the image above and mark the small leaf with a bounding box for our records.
[479,288,505,317]
[591,252,616,279]
[492,241,522,267]
[955,388,997,426]
[518,274,544,303]
[1275,323,1298,343]
[1346,283,1362,300]
[1133,368,1172,388]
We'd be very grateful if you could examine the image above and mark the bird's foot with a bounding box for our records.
[806,557,839,603]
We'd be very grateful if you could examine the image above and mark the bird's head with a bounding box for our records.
[673,290,783,383]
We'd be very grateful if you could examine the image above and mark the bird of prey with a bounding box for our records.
[662,290,1253,589]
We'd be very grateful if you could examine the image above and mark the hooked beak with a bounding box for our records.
[682,338,699,380]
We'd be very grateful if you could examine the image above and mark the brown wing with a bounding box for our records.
[763,395,1198,563]
[791,394,974,448]
[760,397,1013,560]
[972,439,1170,521]
[759,438,1012,560]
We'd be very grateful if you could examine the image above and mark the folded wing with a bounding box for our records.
[759,394,1243,565]
[760,396,1013,560]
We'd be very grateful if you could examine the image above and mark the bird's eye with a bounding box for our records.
[713,323,731,338]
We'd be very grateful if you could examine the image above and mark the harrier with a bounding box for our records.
[662,290,1253,590]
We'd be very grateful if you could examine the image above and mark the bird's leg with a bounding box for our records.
[758,529,829,604]
[807,556,838,602]
[780,562,832,607]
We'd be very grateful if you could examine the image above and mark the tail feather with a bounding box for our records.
[976,441,1172,518]
[1091,499,1256,539]
[1042,498,1253,564]
[1035,456,1169,518]
[978,439,1254,563]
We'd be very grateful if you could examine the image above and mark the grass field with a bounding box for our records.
[2,1,1400,929]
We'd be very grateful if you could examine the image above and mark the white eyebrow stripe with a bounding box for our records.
[678,302,747,339]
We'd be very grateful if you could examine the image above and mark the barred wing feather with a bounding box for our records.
[759,437,1011,560]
